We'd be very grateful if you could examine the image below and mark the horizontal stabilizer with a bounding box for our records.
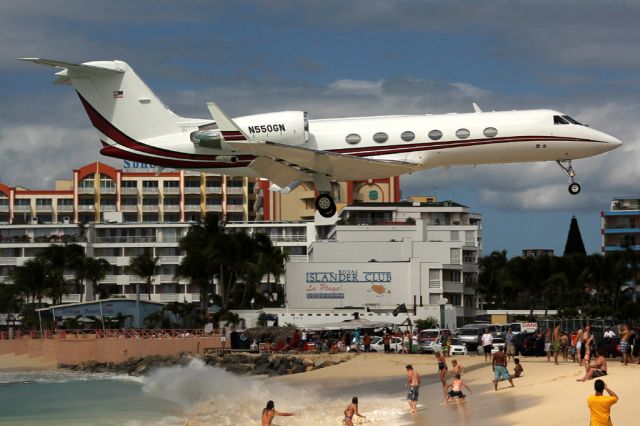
[206,102,249,142]
[229,141,418,181]
[19,58,124,74]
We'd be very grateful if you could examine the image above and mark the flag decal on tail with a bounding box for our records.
[112,90,124,98]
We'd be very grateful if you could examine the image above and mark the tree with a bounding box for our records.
[82,257,112,300]
[128,253,159,299]
[11,258,48,306]
[476,250,509,308]
[564,216,586,256]
[38,243,85,305]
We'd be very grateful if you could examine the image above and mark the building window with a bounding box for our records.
[121,181,137,188]
[483,127,498,138]
[78,179,94,188]
[455,128,470,139]
[36,198,52,206]
[142,181,158,188]
[428,130,443,140]
[57,199,73,206]
[372,132,388,143]
[163,181,179,188]
[401,131,415,142]
[345,134,361,144]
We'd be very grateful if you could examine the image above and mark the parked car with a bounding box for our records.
[456,326,483,351]
[419,329,451,353]
[490,337,506,354]
[596,337,621,359]
[372,336,404,352]
[448,338,468,356]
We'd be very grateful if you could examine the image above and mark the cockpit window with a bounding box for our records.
[554,115,569,125]
[562,115,582,125]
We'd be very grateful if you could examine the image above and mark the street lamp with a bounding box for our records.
[437,297,448,329]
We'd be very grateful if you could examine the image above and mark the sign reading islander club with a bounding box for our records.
[286,263,409,308]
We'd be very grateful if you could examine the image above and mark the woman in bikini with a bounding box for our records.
[343,396,366,425]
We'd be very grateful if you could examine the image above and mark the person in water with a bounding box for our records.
[261,400,295,426]
[343,396,366,425]
[443,374,472,405]
[405,364,421,413]
[435,351,448,387]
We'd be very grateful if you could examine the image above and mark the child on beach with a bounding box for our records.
[513,358,523,378]
[443,374,472,405]
[451,359,464,377]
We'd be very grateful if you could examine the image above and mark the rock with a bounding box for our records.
[225,363,253,375]
[305,366,314,372]
[313,359,326,368]
[302,358,314,366]
[290,363,305,374]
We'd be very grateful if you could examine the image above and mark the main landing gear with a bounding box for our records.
[315,193,337,218]
[556,160,581,195]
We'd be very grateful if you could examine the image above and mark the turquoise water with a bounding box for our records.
[0,370,183,426]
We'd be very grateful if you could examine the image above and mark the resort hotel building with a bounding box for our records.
[0,161,481,327]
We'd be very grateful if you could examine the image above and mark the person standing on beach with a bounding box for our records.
[551,324,562,365]
[587,380,618,426]
[618,324,630,366]
[261,400,295,426]
[343,396,366,426]
[481,328,493,362]
[582,325,592,365]
[383,332,391,354]
[505,327,515,361]
[544,328,552,362]
[405,364,421,413]
[492,347,515,390]
[220,325,227,349]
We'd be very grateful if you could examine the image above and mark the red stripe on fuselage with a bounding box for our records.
[100,144,252,168]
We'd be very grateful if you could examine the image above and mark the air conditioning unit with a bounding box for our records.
[31,216,39,224]
[63,217,70,224]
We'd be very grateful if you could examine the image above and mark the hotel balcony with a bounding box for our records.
[443,281,464,293]
[102,274,118,283]
[205,205,222,212]
[226,205,245,212]
[142,205,160,212]
[35,205,53,213]
[159,256,181,264]
[120,205,138,212]
[142,187,159,195]
[184,204,201,212]
[100,205,117,212]
[77,205,95,212]
[77,187,95,194]
[100,187,116,194]
[0,205,9,212]
[56,205,73,213]
[0,258,17,266]
[429,279,442,289]
[205,186,222,194]
[184,187,201,194]
[158,293,182,302]
[226,187,244,195]
[162,187,180,195]
[13,205,32,213]
[120,187,138,195]
[163,205,180,212]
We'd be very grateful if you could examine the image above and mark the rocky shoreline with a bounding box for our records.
[60,351,355,377]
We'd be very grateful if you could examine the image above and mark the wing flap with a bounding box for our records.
[248,157,307,188]
[229,141,417,180]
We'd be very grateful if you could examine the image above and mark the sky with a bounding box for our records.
[1,0,639,257]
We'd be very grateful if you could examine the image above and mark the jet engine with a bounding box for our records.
[235,111,309,145]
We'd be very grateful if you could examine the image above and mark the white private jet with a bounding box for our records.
[23,58,622,217]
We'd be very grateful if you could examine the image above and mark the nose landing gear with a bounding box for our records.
[556,160,581,195]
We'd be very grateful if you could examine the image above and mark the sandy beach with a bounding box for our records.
[0,353,57,371]
[272,352,640,425]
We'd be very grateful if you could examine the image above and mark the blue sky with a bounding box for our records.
[1,0,639,257]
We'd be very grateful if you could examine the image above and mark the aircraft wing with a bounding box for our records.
[228,140,418,181]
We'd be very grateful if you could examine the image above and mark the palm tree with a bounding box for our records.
[11,258,48,306]
[128,253,159,299]
[39,243,84,305]
[83,257,112,300]
[476,250,509,309]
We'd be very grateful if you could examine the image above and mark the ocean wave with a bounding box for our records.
[0,369,143,385]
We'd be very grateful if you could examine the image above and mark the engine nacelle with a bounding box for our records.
[235,111,309,146]
[215,155,238,163]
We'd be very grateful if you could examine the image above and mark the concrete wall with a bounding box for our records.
[0,336,221,365]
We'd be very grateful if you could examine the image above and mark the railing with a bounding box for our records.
[100,187,116,194]
[77,205,95,212]
[184,205,201,212]
[159,256,181,263]
[56,205,73,212]
[205,187,222,194]
[429,279,441,289]
[226,205,244,212]
[226,187,244,194]
[13,205,31,213]
[35,205,53,212]
[0,328,215,340]
[184,187,201,194]
[337,218,416,226]
[95,236,157,243]
[205,205,223,212]
[0,204,9,212]
[77,187,95,194]
[0,258,16,265]
[163,205,180,212]
[120,205,138,212]
[162,187,180,194]
[120,187,138,194]
[141,187,159,194]
[142,205,159,212]
[100,205,117,212]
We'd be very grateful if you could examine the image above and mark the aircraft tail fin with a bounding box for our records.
[21,58,183,141]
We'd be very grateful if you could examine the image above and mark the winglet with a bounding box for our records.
[206,102,249,142]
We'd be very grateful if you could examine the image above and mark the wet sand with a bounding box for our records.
[276,352,640,425]
[0,353,57,371]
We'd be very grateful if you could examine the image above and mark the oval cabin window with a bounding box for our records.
[428,130,443,140]
[373,132,388,143]
[401,131,415,142]
[483,127,498,137]
[345,133,361,144]
[455,128,470,139]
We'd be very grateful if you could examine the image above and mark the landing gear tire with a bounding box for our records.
[315,193,337,218]
[568,182,581,195]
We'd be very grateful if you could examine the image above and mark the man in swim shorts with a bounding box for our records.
[444,374,472,405]
[405,364,421,413]
[492,347,515,390]
[618,324,631,366]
